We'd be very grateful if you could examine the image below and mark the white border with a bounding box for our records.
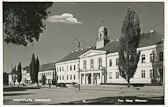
[0,1,167,107]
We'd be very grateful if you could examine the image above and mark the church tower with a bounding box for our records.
[96,25,110,49]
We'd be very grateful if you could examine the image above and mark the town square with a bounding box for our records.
[2,2,165,105]
[3,84,164,104]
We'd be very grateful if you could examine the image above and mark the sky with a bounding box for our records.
[3,2,164,73]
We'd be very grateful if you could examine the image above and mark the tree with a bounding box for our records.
[11,66,17,85]
[3,2,53,46]
[118,8,141,87]
[41,75,46,86]
[11,65,16,74]
[17,62,22,86]
[35,57,40,84]
[12,74,17,85]
[30,53,36,84]
[30,54,40,84]
[3,72,9,86]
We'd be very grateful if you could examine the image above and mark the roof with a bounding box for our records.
[39,62,56,72]
[99,30,163,53]
[98,40,120,53]
[23,66,30,73]
[57,47,96,63]
[57,30,163,63]
[138,31,163,47]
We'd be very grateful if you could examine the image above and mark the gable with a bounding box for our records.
[80,50,106,58]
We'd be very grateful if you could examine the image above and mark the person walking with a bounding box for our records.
[49,80,51,89]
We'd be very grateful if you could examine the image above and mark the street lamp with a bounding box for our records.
[73,39,86,91]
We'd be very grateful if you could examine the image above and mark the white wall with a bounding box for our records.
[106,45,163,84]
[38,70,55,84]
[55,44,163,84]
[56,60,79,83]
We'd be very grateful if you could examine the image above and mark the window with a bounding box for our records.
[62,66,64,71]
[109,72,112,79]
[74,65,76,70]
[67,66,68,71]
[57,67,58,72]
[70,75,72,80]
[60,75,61,80]
[62,75,64,80]
[90,59,94,70]
[116,59,118,66]
[141,70,145,78]
[109,59,112,66]
[57,76,58,80]
[53,72,55,78]
[74,75,76,80]
[99,34,102,40]
[67,75,69,80]
[57,75,58,80]
[150,70,153,78]
[116,72,119,79]
[83,60,86,71]
[159,52,163,61]
[142,54,146,63]
[70,65,72,71]
[98,58,102,70]
[150,53,154,62]
[60,67,61,71]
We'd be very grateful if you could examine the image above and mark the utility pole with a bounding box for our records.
[73,39,86,91]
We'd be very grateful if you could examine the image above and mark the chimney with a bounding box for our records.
[81,48,84,50]
[71,51,74,53]
[75,50,78,52]
[116,39,119,41]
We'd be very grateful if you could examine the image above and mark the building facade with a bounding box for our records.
[56,26,164,85]
[22,66,31,84]
[38,62,56,84]
[8,66,31,85]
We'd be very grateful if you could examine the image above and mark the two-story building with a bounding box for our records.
[56,25,164,85]
[38,62,56,84]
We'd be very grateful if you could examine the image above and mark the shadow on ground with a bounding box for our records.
[4,93,32,96]
[3,87,41,92]
[56,96,164,105]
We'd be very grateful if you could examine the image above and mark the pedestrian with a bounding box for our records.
[49,80,51,89]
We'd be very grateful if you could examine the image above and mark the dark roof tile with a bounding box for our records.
[39,62,56,72]
[57,31,163,63]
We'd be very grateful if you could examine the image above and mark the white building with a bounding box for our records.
[56,25,164,85]
[22,66,31,84]
[8,66,31,85]
[38,62,56,84]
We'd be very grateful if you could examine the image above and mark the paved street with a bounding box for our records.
[3,85,164,105]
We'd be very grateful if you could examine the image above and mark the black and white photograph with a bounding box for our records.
[2,1,166,105]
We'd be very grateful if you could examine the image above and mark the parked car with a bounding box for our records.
[56,83,67,88]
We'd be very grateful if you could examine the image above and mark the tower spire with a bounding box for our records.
[96,21,110,49]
